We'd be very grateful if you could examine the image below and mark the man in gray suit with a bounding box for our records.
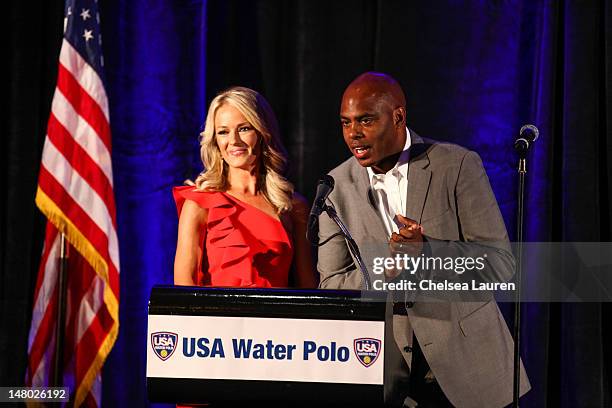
[317,72,530,407]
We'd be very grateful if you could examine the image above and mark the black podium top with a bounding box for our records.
[149,285,387,320]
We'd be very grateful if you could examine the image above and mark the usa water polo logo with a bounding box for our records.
[353,338,381,367]
[151,332,178,361]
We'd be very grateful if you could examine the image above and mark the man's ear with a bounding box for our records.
[393,107,406,128]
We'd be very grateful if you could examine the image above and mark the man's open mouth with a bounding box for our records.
[353,146,370,158]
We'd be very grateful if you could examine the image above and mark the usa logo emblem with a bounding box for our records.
[353,338,381,367]
[151,332,178,361]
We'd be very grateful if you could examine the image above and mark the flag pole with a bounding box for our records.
[52,232,69,386]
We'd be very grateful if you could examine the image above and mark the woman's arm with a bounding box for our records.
[290,194,318,288]
[174,199,208,286]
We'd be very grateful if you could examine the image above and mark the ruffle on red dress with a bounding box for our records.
[173,186,293,287]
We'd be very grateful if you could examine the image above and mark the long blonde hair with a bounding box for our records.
[195,87,294,213]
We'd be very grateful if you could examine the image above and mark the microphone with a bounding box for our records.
[306,175,372,289]
[514,124,539,154]
[306,175,335,242]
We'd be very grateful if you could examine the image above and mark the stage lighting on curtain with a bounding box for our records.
[25,0,119,406]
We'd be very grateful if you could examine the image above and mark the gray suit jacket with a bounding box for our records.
[318,133,530,407]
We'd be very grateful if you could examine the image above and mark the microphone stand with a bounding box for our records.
[512,146,529,407]
[321,204,372,291]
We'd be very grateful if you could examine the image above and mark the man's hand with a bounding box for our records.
[391,215,424,245]
[386,215,425,280]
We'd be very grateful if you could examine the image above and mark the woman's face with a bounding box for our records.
[214,104,260,171]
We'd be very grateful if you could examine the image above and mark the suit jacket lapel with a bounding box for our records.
[349,130,432,235]
[351,160,388,238]
[406,132,432,224]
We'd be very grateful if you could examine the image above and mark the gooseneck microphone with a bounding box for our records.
[307,175,372,290]
[306,175,335,242]
[514,124,539,154]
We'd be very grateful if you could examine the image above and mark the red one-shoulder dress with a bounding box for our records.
[173,186,293,287]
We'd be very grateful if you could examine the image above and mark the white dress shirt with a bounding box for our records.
[367,129,412,238]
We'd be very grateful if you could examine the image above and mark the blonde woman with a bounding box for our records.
[173,87,316,288]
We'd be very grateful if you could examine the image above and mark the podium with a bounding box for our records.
[147,285,387,407]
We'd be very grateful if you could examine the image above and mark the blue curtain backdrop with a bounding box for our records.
[11,0,599,406]
[98,1,206,405]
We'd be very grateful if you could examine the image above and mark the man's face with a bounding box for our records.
[340,91,402,173]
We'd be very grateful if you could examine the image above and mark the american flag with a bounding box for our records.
[26,0,119,406]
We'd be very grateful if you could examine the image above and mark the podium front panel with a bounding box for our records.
[147,286,387,407]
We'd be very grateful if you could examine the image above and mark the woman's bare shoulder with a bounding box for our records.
[180,198,208,223]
